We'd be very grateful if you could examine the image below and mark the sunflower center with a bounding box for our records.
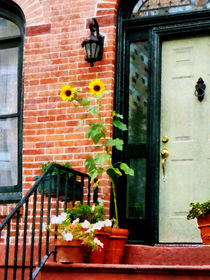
[65,90,72,96]
[93,85,101,92]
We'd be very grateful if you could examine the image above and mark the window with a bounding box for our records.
[0,2,25,203]
[132,0,210,17]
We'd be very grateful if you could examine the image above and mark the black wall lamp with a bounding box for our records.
[81,18,104,67]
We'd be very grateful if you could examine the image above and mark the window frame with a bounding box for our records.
[0,1,25,203]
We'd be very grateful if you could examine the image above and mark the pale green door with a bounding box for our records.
[159,36,210,243]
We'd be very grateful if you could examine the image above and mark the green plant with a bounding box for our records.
[41,161,71,175]
[67,202,105,223]
[59,79,134,228]
[187,200,210,220]
[47,211,105,250]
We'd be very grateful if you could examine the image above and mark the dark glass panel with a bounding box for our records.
[128,41,148,144]
[126,158,146,218]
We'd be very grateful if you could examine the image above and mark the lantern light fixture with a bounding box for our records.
[81,18,104,67]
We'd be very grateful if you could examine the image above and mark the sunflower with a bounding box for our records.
[88,79,105,96]
[60,84,76,101]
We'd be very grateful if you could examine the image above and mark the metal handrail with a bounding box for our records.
[0,164,96,280]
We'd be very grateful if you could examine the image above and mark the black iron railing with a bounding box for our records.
[0,163,97,280]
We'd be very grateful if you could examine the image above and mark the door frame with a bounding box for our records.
[114,3,210,244]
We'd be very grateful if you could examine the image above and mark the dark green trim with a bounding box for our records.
[114,0,210,244]
[0,1,24,203]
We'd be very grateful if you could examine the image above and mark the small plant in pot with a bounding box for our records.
[187,200,210,245]
[59,79,134,263]
[66,201,112,263]
[47,202,112,263]
[35,161,82,200]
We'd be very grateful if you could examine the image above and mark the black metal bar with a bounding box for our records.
[32,252,54,280]
[29,190,37,279]
[13,209,20,280]
[93,179,98,204]
[81,176,84,203]
[4,220,11,280]
[21,200,28,280]
[64,172,68,210]
[38,182,44,267]
[88,176,91,205]
[46,173,52,255]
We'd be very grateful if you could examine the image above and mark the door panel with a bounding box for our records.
[159,36,210,242]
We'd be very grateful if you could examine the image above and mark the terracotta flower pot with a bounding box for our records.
[86,228,111,263]
[197,214,210,245]
[56,239,86,263]
[104,228,129,264]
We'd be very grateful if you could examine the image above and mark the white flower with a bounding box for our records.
[60,212,67,222]
[62,231,73,241]
[91,204,95,211]
[51,212,67,224]
[94,237,103,248]
[81,220,91,229]
[72,218,79,224]
[92,221,104,230]
[103,219,112,227]
[51,215,61,224]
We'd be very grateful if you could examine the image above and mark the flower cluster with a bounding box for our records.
[48,210,112,250]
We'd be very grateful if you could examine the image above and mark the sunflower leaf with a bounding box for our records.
[77,98,90,106]
[87,123,106,144]
[112,111,123,119]
[112,120,127,131]
[119,163,134,176]
[94,154,111,165]
[106,138,123,151]
[106,167,122,182]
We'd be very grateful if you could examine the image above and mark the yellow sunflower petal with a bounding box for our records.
[60,84,76,101]
[88,79,105,97]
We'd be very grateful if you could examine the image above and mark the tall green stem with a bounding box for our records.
[111,179,118,228]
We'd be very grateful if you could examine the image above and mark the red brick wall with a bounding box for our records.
[0,0,119,223]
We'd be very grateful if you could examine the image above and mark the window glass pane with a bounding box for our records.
[0,47,18,114]
[0,118,18,186]
[126,158,146,218]
[128,41,148,144]
[0,18,20,37]
[132,0,210,17]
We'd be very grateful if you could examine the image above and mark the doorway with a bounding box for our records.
[114,1,210,244]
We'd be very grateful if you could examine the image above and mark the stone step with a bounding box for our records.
[41,245,210,280]
[41,262,210,280]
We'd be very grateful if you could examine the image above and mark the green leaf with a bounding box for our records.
[87,123,106,144]
[88,105,100,117]
[94,154,111,165]
[106,167,122,182]
[85,158,104,182]
[112,120,127,131]
[85,158,95,172]
[77,98,90,106]
[112,111,123,119]
[119,163,134,176]
[106,138,123,151]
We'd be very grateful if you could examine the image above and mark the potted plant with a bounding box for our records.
[59,79,134,263]
[67,201,111,263]
[187,200,210,245]
[35,161,82,200]
[47,202,111,263]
